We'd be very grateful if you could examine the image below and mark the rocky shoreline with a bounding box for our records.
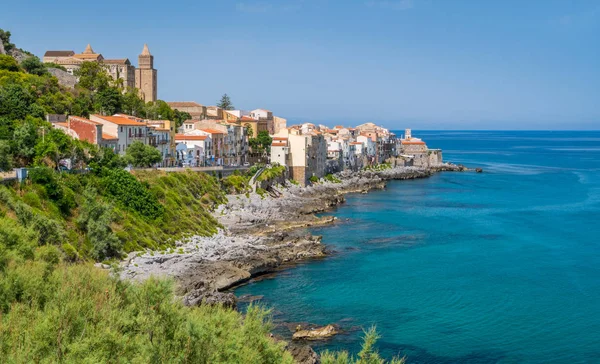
[119,164,467,308]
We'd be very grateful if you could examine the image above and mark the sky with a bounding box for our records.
[2,0,599,130]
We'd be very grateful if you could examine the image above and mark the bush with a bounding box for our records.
[324,174,342,183]
[0,265,295,363]
[320,326,406,364]
[309,175,319,183]
[222,174,251,194]
[101,168,164,220]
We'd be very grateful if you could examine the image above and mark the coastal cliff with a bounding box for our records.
[120,164,462,307]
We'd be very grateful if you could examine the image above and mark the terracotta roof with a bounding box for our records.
[102,134,118,140]
[92,114,146,126]
[271,142,287,147]
[44,50,74,57]
[73,54,102,60]
[54,122,69,127]
[103,59,130,65]
[334,125,344,129]
[69,116,101,125]
[167,102,203,108]
[241,116,254,121]
[175,134,207,141]
[272,137,288,141]
[350,142,363,145]
[401,140,426,145]
[199,128,225,134]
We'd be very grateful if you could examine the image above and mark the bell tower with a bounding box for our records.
[135,44,157,103]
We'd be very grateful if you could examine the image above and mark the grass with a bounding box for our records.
[363,162,392,172]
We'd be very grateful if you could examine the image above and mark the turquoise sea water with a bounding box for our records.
[234,131,600,363]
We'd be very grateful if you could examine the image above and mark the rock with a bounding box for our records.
[0,41,5,55]
[292,324,338,340]
[237,294,264,303]
[47,68,78,89]
[285,343,321,364]
[475,168,483,173]
[183,288,237,310]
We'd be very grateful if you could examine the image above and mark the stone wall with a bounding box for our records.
[290,166,306,186]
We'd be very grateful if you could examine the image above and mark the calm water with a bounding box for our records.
[235,131,600,363]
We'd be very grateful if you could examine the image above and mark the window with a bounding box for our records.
[120,127,123,132]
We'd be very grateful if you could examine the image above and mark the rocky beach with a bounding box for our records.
[119,164,467,308]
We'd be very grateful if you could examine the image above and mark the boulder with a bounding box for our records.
[285,343,320,364]
[183,288,237,310]
[292,324,338,340]
[475,168,483,173]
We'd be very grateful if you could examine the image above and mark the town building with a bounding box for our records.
[52,116,117,150]
[399,129,443,167]
[175,133,210,167]
[43,44,157,101]
[167,102,206,120]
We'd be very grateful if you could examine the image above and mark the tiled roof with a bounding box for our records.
[54,122,69,127]
[44,50,74,57]
[240,116,254,121]
[102,134,118,140]
[199,128,225,134]
[175,134,207,141]
[272,137,288,141]
[401,140,426,145]
[92,115,146,126]
[271,142,287,147]
[69,116,102,125]
[167,102,203,108]
[104,59,130,65]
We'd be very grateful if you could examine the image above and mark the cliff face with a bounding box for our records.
[47,67,78,89]
[0,40,5,55]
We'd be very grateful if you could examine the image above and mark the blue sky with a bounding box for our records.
[2,0,599,129]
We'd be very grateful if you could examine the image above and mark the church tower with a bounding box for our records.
[135,44,157,103]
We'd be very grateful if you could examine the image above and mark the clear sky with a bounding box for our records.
[2,0,599,129]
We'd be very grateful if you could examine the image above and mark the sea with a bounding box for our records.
[234,131,600,364]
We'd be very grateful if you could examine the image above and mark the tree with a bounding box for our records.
[244,123,253,138]
[11,117,40,166]
[0,54,19,72]
[95,87,123,116]
[173,109,191,128]
[21,56,49,76]
[122,88,146,117]
[217,93,234,110]
[124,141,162,167]
[145,100,174,121]
[0,29,14,52]
[0,84,35,120]
[0,140,12,171]
[76,186,122,260]
[249,130,273,156]
[75,61,111,92]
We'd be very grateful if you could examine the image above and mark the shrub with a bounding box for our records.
[0,265,295,363]
[101,168,164,220]
[324,174,342,183]
[309,175,319,183]
[320,326,406,364]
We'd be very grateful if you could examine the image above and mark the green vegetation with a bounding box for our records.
[0,29,401,363]
[124,140,162,167]
[309,175,320,184]
[364,162,392,172]
[256,163,286,182]
[249,131,273,156]
[324,173,342,183]
[221,171,251,194]
[0,262,294,363]
[321,327,405,364]
[216,93,234,110]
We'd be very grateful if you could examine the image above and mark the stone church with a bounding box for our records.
[43,44,157,102]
